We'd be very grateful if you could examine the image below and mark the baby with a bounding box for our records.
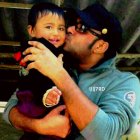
[16,38,64,118]
[14,2,71,140]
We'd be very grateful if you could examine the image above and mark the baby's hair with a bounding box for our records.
[28,2,65,27]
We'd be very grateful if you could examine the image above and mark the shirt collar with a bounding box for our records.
[72,57,117,76]
[85,57,117,73]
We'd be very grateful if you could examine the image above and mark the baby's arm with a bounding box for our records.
[42,86,62,107]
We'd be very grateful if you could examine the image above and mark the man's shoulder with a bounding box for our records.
[113,69,139,81]
[109,69,140,92]
[97,68,140,90]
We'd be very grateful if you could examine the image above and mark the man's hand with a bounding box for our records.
[35,105,71,138]
[21,41,64,80]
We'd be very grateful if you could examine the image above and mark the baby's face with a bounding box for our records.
[31,12,66,48]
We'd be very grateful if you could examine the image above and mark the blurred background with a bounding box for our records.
[0,1,140,140]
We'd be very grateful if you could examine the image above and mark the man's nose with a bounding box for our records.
[67,26,75,34]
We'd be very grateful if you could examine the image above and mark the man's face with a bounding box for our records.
[63,19,99,62]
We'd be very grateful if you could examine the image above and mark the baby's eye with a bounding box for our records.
[59,27,66,31]
[45,26,52,29]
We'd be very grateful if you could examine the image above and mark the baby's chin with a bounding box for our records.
[53,45,60,48]
[53,43,64,48]
[48,40,64,48]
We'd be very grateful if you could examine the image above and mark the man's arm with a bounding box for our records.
[2,89,35,131]
[9,106,37,132]
[9,105,70,138]
[3,89,70,138]
[52,69,99,130]
[2,88,37,131]
[21,41,99,131]
[3,89,19,124]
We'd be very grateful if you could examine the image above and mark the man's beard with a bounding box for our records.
[62,49,80,69]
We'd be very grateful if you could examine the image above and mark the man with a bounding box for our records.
[3,3,140,140]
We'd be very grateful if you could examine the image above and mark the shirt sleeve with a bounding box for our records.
[80,75,140,140]
[2,88,18,125]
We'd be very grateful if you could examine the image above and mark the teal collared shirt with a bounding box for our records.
[73,58,140,140]
[3,58,140,140]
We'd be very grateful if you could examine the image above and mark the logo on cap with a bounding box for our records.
[102,28,108,34]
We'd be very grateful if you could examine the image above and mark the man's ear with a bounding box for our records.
[27,25,35,37]
[92,40,109,54]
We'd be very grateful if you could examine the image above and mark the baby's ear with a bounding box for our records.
[27,25,35,37]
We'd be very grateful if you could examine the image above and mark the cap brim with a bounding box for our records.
[76,9,98,29]
[65,7,98,29]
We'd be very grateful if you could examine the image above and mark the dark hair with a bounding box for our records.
[28,2,65,27]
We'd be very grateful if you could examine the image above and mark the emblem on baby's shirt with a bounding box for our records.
[19,66,29,76]
[124,91,136,107]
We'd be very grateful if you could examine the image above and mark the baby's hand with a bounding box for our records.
[42,86,62,107]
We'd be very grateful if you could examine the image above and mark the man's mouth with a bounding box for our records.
[65,35,70,41]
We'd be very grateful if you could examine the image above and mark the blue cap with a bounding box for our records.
[75,3,123,56]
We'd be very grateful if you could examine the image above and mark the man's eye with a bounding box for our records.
[77,23,82,29]
[81,25,86,30]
